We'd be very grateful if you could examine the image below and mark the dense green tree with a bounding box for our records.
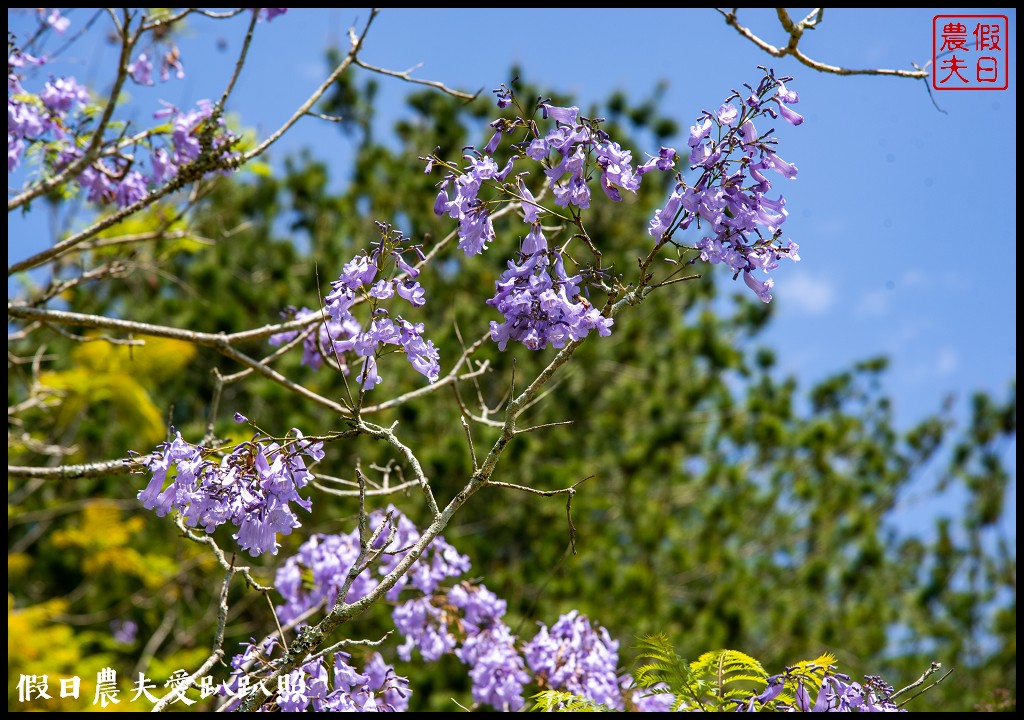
[8,46,1014,713]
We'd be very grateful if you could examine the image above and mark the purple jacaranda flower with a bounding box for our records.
[553,173,591,209]
[255,8,288,22]
[782,239,800,261]
[128,53,154,85]
[525,137,549,160]
[540,102,579,126]
[150,147,175,183]
[115,170,148,208]
[772,97,804,125]
[717,102,739,125]
[692,137,723,168]
[77,164,113,204]
[111,619,138,644]
[396,279,425,306]
[459,623,530,711]
[483,129,502,155]
[358,355,382,390]
[8,136,25,171]
[517,177,541,223]
[368,279,394,300]
[393,597,458,662]
[776,81,799,105]
[394,252,420,278]
[596,139,640,201]
[637,146,677,175]
[743,270,774,303]
[138,429,318,557]
[8,101,48,139]
[39,77,89,114]
[44,9,70,33]
[339,254,377,288]
[457,205,495,256]
[688,117,712,147]
[738,120,759,150]
[525,611,625,710]
[433,187,449,215]
[403,334,440,382]
[521,223,547,255]
[764,151,798,179]
[648,189,682,239]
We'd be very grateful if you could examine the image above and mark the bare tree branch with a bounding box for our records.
[8,458,134,480]
[716,8,929,79]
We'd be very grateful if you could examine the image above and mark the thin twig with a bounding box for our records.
[215,9,260,113]
[461,415,478,471]
[7,304,350,415]
[175,516,272,592]
[311,478,419,498]
[353,57,479,102]
[715,8,929,79]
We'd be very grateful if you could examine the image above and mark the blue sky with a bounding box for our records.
[8,8,1016,537]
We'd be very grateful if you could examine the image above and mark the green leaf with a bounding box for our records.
[530,690,610,712]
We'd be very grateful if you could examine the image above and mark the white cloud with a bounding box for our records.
[857,288,890,317]
[782,272,837,315]
[935,347,959,378]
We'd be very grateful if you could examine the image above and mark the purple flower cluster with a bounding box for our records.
[10,20,242,204]
[224,641,410,712]
[737,671,904,712]
[152,98,239,177]
[261,509,494,709]
[54,98,239,207]
[42,9,70,34]
[430,94,678,351]
[649,71,803,303]
[269,228,440,390]
[392,596,457,662]
[126,48,184,86]
[267,508,906,713]
[390,582,530,710]
[136,428,321,557]
[528,101,662,208]
[433,154,515,256]
[486,220,614,350]
[450,583,531,711]
[274,505,470,625]
[524,610,626,710]
[8,50,87,172]
[271,506,684,711]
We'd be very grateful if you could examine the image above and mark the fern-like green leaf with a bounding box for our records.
[634,633,705,712]
[773,652,837,709]
[688,649,769,710]
[530,690,610,712]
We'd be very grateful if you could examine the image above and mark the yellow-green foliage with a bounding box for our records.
[7,595,97,711]
[772,652,837,709]
[635,636,773,711]
[688,649,770,709]
[532,638,851,713]
[530,690,610,712]
[631,635,834,712]
[37,336,196,455]
[51,501,180,588]
[9,500,217,712]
